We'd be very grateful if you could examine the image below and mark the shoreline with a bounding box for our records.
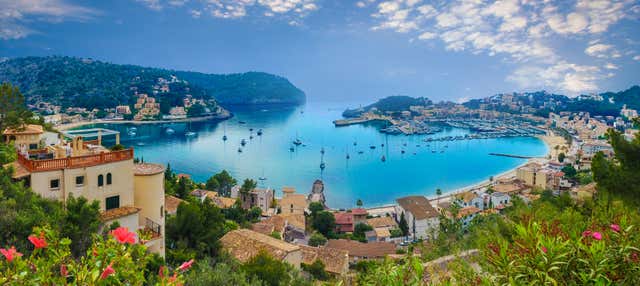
[56,112,232,131]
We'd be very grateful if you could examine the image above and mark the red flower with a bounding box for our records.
[0,246,23,262]
[110,227,136,244]
[60,264,68,277]
[178,259,194,271]
[100,262,115,279]
[610,224,621,233]
[92,247,98,257]
[582,230,592,237]
[541,246,548,253]
[592,232,602,240]
[158,266,165,279]
[28,234,48,249]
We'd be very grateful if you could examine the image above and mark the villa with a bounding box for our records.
[231,185,274,213]
[396,196,440,240]
[3,124,45,151]
[2,127,166,257]
[220,229,302,268]
[454,192,484,210]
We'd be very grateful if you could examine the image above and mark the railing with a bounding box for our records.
[17,149,134,172]
[145,217,162,238]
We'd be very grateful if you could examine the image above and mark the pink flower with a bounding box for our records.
[582,230,592,237]
[100,262,115,280]
[60,264,68,277]
[178,259,194,271]
[542,246,548,253]
[0,246,23,262]
[592,232,602,240]
[28,234,48,249]
[610,224,621,233]
[158,266,165,279]
[110,227,136,244]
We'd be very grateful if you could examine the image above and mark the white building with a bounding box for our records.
[395,196,440,240]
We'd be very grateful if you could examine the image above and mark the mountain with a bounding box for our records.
[343,95,432,117]
[0,56,306,108]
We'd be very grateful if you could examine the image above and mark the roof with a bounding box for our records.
[3,161,30,179]
[220,229,300,263]
[366,216,397,229]
[100,206,141,222]
[261,215,287,233]
[211,196,236,209]
[457,206,481,219]
[455,192,478,203]
[252,222,276,236]
[280,213,306,230]
[493,183,523,194]
[374,228,391,238]
[133,163,165,176]
[164,195,185,215]
[280,193,307,210]
[396,196,439,220]
[282,186,296,194]
[326,239,396,258]
[3,124,44,135]
[300,245,349,275]
[190,189,209,197]
[176,173,191,180]
[351,208,367,216]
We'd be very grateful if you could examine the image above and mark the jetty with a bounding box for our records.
[333,114,393,127]
[489,153,536,159]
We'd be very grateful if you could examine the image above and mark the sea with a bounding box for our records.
[75,101,547,209]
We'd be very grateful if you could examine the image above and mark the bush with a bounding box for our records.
[308,233,327,247]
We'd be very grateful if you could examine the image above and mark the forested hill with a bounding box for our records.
[0,56,306,108]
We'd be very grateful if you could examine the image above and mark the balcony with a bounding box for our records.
[140,217,162,244]
[17,149,134,172]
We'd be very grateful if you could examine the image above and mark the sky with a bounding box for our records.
[1,0,640,103]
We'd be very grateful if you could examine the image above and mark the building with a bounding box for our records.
[191,189,237,209]
[220,229,302,268]
[231,185,274,213]
[334,212,354,233]
[395,196,440,240]
[279,187,307,215]
[457,206,481,227]
[366,216,397,230]
[164,195,184,216]
[300,245,349,276]
[3,124,45,152]
[326,239,396,263]
[116,105,132,115]
[454,192,484,210]
[5,127,166,256]
[351,208,368,225]
[307,179,327,207]
[489,192,510,209]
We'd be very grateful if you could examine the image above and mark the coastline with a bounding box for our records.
[56,112,232,131]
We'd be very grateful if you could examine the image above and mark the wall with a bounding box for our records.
[134,170,166,257]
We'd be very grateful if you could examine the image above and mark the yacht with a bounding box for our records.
[185,131,196,137]
[241,139,247,146]
[165,128,175,135]
[237,148,242,153]
[381,155,386,162]
[222,135,228,141]
[320,162,326,170]
[257,129,263,136]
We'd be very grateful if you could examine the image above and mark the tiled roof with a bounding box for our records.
[300,245,349,275]
[326,239,396,258]
[366,216,397,229]
[456,192,478,203]
[280,213,306,230]
[220,229,300,263]
[334,212,354,232]
[100,206,141,222]
[164,195,185,215]
[3,124,44,135]
[133,163,165,176]
[396,196,439,220]
[3,161,30,179]
[211,196,236,209]
[351,208,367,215]
[457,206,481,219]
[374,228,391,238]
[252,222,275,236]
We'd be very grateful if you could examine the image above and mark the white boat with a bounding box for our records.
[165,128,175,135]
[185,131,196,137]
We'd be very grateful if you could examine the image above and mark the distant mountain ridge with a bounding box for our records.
[0,56,306,108]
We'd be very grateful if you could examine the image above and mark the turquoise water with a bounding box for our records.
[79,103,547,209]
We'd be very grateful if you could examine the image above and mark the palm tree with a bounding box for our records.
[356,199,363,207]
[436,188,442,205]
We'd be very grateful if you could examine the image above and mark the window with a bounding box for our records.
[50,179,60,190]
[29,143,38,150]
[98,174,104,187]
[105,196,120,210]
[106,173,112,185]
[160,206,164,218]
[75,176,85,186]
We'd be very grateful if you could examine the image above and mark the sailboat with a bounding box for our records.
[185,121,196,137]
[289,146,295,152]
[320,150,326,170]
[381,155,386,162]
[222,122,228,141]
[293,132,302,146]
[257,129,263,136]
[241,139,247,146]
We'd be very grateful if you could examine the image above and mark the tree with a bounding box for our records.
[175,177,192,199]
[398,212,409,236]
[61,195,101,257]
[212,170,236,197]
[0,141,17,164]
[356,199,363,207]
[302,260,329,281]
[242,252,291,286]
[561,164,577,179]
[308,232,327,247]
[558,152,566,163]
[312,211,335,237]
[239,179,257,208]
[205,176,220,191]
[308,202,324,218]
[436,188,443,204]
[187,103,206,117]
[0,83,33,131]
[353,223,374,242]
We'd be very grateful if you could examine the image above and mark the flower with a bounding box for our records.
[158,266,165,279]
[60,264,68,277]
[592,232,602,240]
[0,246,23,262]
[110,227,136,244]
[178,259,194,271]
[582,230,592,237]
[610,224,621,233]
[541,246,548,253]
[100,262,115,279]
[28,234,48,249]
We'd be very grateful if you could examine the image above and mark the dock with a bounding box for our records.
[489,153,536,159]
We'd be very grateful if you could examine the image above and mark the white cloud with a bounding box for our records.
[507,62,601,95]
[0,0,98,40]
[604,63,618,70]
[546,12,588,34]
[190,9,201,18]
[418,31,436,40]
[137,0,163,10]
[633,55,640,61]
[585,43,621,59]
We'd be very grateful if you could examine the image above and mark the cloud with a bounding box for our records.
[634,55,640,61]
[367,0,638,94]
[604,63,618,70]
[0,0,98,40]
[137,0,163,10]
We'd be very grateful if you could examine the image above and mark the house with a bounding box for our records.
[334,212,354,233]
[220,229,302,268]
[490,192,510,209]
[252,213,306,242]
[395,196,440,240]
[454,192,484,210]
[326,239,396,263]
[3,124,45,152]
[457,206,481,227]
[231,185,274,213]
[300,245,349,276]
[164,195,184,216]
[279,187,307,215]
[4,127,166,257]
[366,216,397,230]
[190,189,237,209]
[366,228,392,242]
[351,208,368,225]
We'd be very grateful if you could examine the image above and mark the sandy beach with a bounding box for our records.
[55,112,232,131]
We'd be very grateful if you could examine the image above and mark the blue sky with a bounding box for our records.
[1,0,639,103]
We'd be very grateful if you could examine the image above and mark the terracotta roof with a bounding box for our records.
[374,228,391,238]
[133,163,165,176]
[457,206,481,219]
[366,216,397,229]
[220,229,300,263]
[165,195,185,215]
[261,215,287,233]
[493,183,523,194]
[3,161,30,179]
[101,206,141,222]
[351,208,367,216]
[176,173,191,180]
[300,245,349,275]
[455,192,478,203]
[334,212,354,232]
[190,189,209,197]
[3,124,44,135]
[280,213,306,230]
[252,222,275,236]
[326,239,396,258]
[396,196,439,220]
[211,196,236,209]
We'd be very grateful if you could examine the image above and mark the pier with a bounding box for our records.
[488,153,536,159]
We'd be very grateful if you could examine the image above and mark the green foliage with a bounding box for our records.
[184,257,262,286]
[242,252,293,286]
[240,179,257,195]
[0,82,34,131]
[353,223,373,242]
[308,202,324,217]
[356,199,363,207]
[561,164,577,179]
[0,141,17,164]
[312,211,336,237]
[308,232,327,247]
[109,144,125,151]
[356,255,425,286]
[302,260,329,281]
[270,231,281,239]
[205,170,236,197]
[398,212,409,237]
[61,195,101,257]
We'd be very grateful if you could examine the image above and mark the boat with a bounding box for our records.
[431,149,436,153]
[440,149,445,153]
[249,135,254,140]
[185,131,196,137]
[369,145,376,149]
[238,148,242,153]
[320,147,325,155]
[136,142,145,146]
[346,154,350,160]
[257,129,263,136]
[293,132,302,146]
[222,135,228,141]
[222,122,228,141]
[165,128,175,135]
[381,155,386,162]
[358,151,364,154]
[289,146,295,152]
[249,128,254,132]
[320,162,326,170]
[259,177,266,181]
[241,139,247,146]
[381,143,384,147]
[239,121,246,124]
[401,150,405,154]
[353,142,357,146]
[128,130,137,136]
